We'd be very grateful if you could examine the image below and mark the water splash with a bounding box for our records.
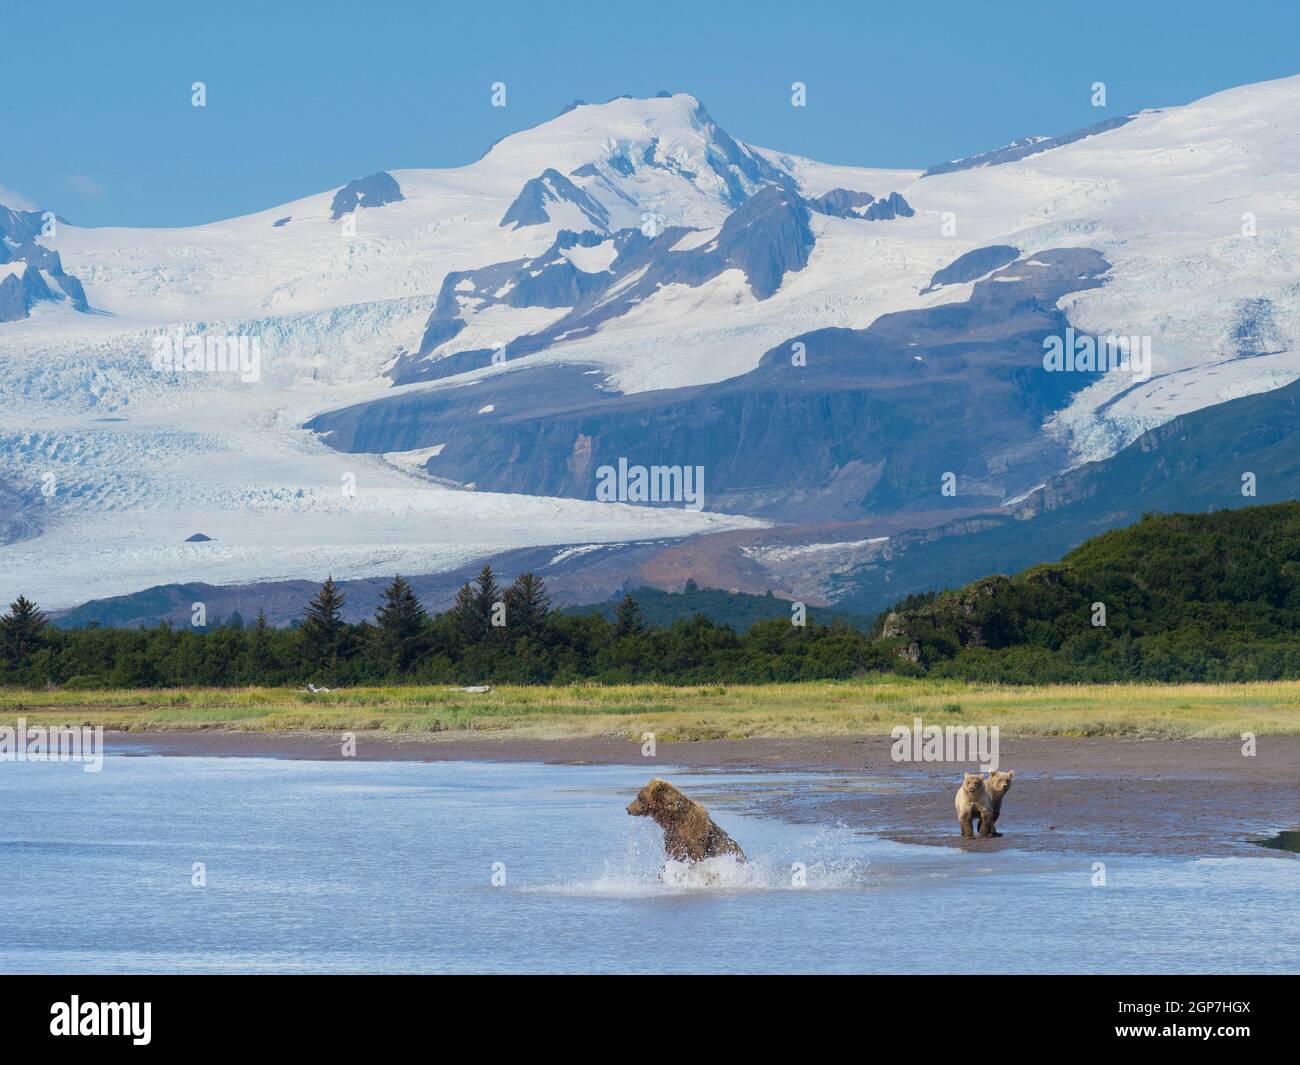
[523,824,871,898]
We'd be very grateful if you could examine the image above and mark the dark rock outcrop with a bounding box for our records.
[808,188,876,217]
[924,115,1136,176]
[396,227,650,380]
[329,172,404,220]
[311,248,1110,523]
[807,189,913,221]
[0,203,93,320]
[403,187,814,380]
[922,245,1020,293]
[500,169,609,231]
[506,184,814,351]
[0,263,61,323]
[860,191,914,220]
[0,275,27,322]
[0,205,49,245]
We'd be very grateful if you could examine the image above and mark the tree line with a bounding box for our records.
[0,567,900,689]
[8,504,1300,689]
[880,504,1300,683]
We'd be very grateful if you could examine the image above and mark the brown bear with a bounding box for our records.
[627,778,746,862]
[979,769,1015,837]
[955,772,994,839]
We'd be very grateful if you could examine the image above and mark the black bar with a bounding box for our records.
[3,974,1292,1051]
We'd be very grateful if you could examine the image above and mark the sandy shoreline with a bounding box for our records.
[100,729,1300,859]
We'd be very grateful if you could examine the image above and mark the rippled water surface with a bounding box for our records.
[1,755,1295,973]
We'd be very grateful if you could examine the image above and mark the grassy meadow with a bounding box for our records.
[3,676,1300,742]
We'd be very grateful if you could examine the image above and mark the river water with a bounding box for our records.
[1,754,1294,973]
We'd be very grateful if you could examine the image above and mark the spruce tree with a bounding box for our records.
[375,575,426,640]
[250,609,272,675]
[1,595,48,666]
[372,575,429,671]
[301,577,348,676]
[504,572,551,637]
[473,565,503,640]
[447,581,481,647]
[614,593,643,638]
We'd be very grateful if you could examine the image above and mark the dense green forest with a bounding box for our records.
[4,502,1300,688]
[884,502,1300,682]
[566,582,872,631]
[0,569,897,688]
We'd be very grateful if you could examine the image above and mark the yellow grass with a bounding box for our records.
[3,676,1299,742]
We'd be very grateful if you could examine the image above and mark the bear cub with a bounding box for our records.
[955,772,995,839]
[955,770,1015,838]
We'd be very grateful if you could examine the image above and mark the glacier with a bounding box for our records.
[2,79,1299,609]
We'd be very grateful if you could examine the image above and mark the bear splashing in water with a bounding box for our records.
[627,779,746,870]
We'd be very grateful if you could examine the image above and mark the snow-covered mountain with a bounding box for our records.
[2,79,1299,610]
[1,206,91,322]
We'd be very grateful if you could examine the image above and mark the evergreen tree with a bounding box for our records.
[300,577,349,676]
[446,581,481,647]
[375,575,426,640]
[249,609,272,673]
[504,572,551,637]
[473,565,503,641]
[1,595,48,667]
[372,575,429,672]
[614,593,644,638]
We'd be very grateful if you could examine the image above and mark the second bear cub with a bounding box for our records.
[981,769,1015,837]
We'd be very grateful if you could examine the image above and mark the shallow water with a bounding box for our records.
[0,755,1295,973]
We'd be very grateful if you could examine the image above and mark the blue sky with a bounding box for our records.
[4,0,1299,228]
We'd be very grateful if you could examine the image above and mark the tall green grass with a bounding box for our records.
[3,677,1298,741]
